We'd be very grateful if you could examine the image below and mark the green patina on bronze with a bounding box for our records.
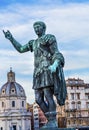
[3,21,67,128]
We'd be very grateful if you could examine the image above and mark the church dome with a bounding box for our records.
[0,68,26,97]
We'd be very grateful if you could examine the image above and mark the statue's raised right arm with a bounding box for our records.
[3,30,33,53]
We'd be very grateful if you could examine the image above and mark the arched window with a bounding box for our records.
[22,101,24,107]
[77,93,80,99]
[12,101,15,107]
[2,102,4,107]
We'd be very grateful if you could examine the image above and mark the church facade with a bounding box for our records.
[0,69,31,130]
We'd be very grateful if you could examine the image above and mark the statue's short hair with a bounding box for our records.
[33,21,46,31]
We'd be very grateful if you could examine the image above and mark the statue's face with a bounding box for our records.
[34,24,44,36]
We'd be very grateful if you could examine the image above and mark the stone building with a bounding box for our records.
[33,102,47,130]
[65,78,89,128]
[27,103,34,130]
[0,69,31,130]
[56,104,66,128]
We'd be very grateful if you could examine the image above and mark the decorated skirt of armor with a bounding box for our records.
[33,46,53,89]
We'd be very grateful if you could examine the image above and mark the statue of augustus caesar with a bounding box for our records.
[3,21,67,128]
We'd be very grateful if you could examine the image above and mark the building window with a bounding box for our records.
[86,102,89,109]
[71,86,73,89]
[79,119,81,124]
[67,112,70,117]
[68,120,70,125]
[85,93,89,100]
[71,93,74,100]
[88,95,89,99]
[34,117,38,120]
[72,113,76,117]
[71,102,75,109]
[77,93,80,99]
[73,120,76,124]
[13,125,16,130]
[2,102,4,107]
[12,89,15,93]
[2,89,5,94]
[77,86,79,89]
[12,101,15,107]
[88,111,89,116]
[1,127,3,130]
[22,101,24,107]
[77,102,81,109]
[19,126,22,130]
[78,112,81,117]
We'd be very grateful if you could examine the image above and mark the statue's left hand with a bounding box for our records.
[48,60,59,73]
[48,65,56,73]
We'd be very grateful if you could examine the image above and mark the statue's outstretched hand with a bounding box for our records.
[3,30,12,40]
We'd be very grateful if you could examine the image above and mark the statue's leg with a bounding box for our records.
[42,87,58,128]
[43,87,56,112]
[35,89,48,113]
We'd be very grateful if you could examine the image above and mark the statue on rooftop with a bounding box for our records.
[3,21,67,128]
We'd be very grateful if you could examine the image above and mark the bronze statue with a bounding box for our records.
[3,21,67,128]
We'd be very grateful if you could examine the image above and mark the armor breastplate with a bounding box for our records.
[33,39,51,76]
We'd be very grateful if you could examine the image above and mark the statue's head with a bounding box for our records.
[33,21,46,36]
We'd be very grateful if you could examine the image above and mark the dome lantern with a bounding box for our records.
[7,67,15,82]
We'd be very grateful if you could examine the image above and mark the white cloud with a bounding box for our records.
[63,49,89,70]
[17,79,35,104]
[0,49,34,76]
[1,3,89,43]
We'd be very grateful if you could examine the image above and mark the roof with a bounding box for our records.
[0,69,26,97]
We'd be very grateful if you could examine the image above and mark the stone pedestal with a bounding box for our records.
[40,127,76,130]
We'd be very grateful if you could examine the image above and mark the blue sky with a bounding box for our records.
[0,0,89,103]
[0,0,89,5]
